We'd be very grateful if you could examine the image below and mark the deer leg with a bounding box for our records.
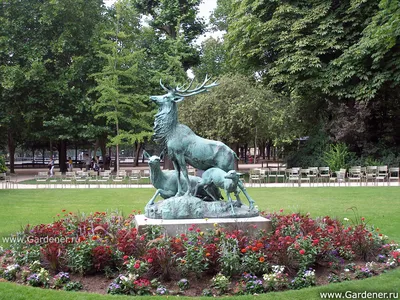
[225,190,235,215]
[203,184,220,201]
[147,189,161,205]
[237,181,255,209]
[176,156,191,196]
[233,188,243,207]
[172,160,184,196]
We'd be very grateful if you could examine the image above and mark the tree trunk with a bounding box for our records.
[163,153,174,170]
[59,140,67,173]
[7,128,15,173]
[266,140,272,160]
[229,143,239,170]
[99,137,107,170]
[114,146,118,173]
[134,142,142,167]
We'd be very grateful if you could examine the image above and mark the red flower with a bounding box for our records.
[299,249,306,255]
[123,255,129,260]
[134,263,140,269]
[241,248,247,253]
[147,258,153,263]
[312,239,319,246]
[259,256,265,262]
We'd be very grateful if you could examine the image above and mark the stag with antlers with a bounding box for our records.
[150,76,240,199]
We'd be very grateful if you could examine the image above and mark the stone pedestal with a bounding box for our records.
[134,214,272,237]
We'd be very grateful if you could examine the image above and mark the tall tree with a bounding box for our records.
[224,0,400,154]
[0,0,105,172]
[178,74,295,153]
[91,0,154,171]
[132,0,205,70]
[191,37,228,79]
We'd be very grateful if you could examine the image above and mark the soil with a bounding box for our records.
[44,261,390,296]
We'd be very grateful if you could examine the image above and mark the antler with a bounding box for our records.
[175,75,218,97]
[159,79,170,92]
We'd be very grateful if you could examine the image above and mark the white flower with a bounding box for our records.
[344,218,349,221]
[6,264,19,271]
[304,269,315,277]
[344,268,350,272]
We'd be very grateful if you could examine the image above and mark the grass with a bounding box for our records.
[0,186,399,299]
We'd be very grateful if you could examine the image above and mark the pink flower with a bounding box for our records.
[299,249,306,255]
[147,258,153,263]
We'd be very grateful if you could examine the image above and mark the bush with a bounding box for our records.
[0,155,7,173]
[323,143,351,171]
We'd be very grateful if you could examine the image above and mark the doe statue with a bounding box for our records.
[143,150,222,205]
[145,76,258,219]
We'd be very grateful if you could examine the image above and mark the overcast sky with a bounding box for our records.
[104,0,217,23]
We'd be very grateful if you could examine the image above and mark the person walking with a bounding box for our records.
[48,157,55,177]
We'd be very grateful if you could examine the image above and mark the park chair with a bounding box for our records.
[375,166,388,185]
[286,168,300,187]
[268,167,286,183]
[141,169,151,184]
[129,170,141,187]
[348,166,362,185]
[336,168,347,186]
[300,168,311,186]
[35,171,48,188]
[97,171,112,187]
[75,171,88,187]
[365,166,377,185]
[388,167,399,185]
[318,167,331,185]
[260,168,269,183]
[112,170,127,187]
[307,167,319,185]
[62,172,75,188]
[1,173,17,189]
[249,168,262,186]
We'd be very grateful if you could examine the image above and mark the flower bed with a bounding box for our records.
[0,210,399,296]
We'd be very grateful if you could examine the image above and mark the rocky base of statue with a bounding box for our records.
[145,195,259,219]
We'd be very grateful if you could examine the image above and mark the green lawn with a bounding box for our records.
[0,187,399,299]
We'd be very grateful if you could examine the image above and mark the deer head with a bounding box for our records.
[150,75,218,105]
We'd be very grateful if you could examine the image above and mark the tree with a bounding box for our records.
[91,0,154,171]
[224,0,400,155]
[0,0,105,172]
[191,37,228,79]
[132,0,205,70]
[178,74,295,155]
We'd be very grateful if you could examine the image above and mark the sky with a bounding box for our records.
[104,0,217,23]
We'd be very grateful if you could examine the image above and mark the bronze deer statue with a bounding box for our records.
[150,76,239,197]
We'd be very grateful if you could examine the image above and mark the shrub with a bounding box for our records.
[0,155,7,173]
[323,143,351,171]
[63,281,83,291]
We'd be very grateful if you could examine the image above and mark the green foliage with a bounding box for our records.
[179,74,294,147]
[222,0,400,157]
[0,155,7,173]
[323,143,351,171]
[285,130,329,168]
